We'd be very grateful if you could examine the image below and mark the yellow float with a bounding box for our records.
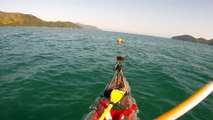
[117,37,123,43]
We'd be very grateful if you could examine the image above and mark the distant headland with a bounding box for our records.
[172,35,213,46]
[0,11,99,30]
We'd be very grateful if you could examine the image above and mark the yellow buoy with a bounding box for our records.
[117,37,123,43]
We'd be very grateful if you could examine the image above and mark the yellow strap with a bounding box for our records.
[99,89,125,120]
[99,104,113,120]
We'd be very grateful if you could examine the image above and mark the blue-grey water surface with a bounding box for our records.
[0,27,212,120]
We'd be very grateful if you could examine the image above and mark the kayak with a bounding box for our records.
[83,56,139,120]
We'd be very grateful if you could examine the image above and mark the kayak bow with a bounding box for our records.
[83,56,139,120]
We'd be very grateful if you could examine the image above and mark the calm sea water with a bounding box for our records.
[0,27,212,120]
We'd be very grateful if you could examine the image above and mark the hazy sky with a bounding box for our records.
[1,0,213,39]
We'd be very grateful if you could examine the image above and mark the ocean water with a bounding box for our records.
[0,27,212,120]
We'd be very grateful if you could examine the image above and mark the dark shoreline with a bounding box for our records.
[172,35,213,46]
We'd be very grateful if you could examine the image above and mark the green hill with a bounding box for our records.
[172,35,213,46]
[0,11,98,29]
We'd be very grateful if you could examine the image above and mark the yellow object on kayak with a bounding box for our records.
[110,89,125,103]
[99,89,125,120]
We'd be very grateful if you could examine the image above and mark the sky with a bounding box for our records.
[0,0,213,39]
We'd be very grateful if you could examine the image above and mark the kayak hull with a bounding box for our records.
[83,62,139,120]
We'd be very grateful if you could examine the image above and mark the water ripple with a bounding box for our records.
[0,27,212,120]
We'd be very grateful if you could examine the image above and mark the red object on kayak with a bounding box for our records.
[110,104,137,120]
